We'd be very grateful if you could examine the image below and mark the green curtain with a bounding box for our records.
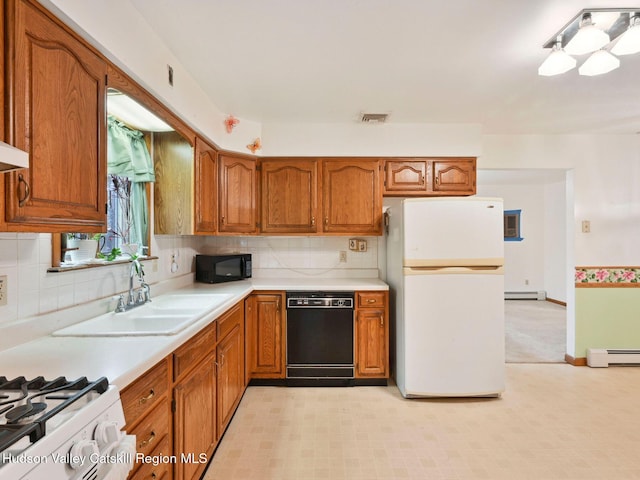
[107,116,154,249]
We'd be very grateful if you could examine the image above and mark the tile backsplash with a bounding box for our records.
[0,233,383,327]
[200,236,381,278]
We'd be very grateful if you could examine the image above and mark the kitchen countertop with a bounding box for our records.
[0,277,388,390]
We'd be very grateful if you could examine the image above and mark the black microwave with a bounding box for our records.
[195,254,252,283]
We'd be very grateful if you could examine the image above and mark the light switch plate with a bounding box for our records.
[0,275,7,306]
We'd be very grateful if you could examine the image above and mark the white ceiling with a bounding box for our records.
[129,0,640,135]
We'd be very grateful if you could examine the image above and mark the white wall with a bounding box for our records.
[261,122,482,157]
[544,179,568,302]
[482,134,640,266]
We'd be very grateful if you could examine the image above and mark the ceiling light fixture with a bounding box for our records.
[578,49,621,75]
[539,9,639,77]
[565,14,610,55]
[538,37,577,76]
[611,14,640,55]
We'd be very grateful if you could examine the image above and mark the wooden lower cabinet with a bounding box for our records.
[355,291,389,378]
[121,359,171,479]
[129,436,172,480]
[173,353,217,480]
[245,292,285,379]
[122,299,247,480]
[215,302,245,436]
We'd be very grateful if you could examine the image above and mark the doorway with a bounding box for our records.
[477,169,571,363]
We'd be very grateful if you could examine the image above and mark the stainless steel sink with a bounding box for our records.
[52,293,234,337]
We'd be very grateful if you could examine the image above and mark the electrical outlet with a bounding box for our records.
[0,275,7,306]
[349,239,357,251]
[582,220,591,233]
[339,251,347,263]
[358,240,367,252]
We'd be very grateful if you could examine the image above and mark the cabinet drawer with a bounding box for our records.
[129,400,169,459]
[217,302,243,340]
[129,435,172,480]
[357,292,386,309]
[173,322,217,381]
[121,360,168,427]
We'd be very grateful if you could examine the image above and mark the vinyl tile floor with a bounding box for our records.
[203,365,640,480]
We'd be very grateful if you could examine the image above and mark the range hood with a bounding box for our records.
[0,141,29,172]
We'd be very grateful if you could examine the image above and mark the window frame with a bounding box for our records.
[504,209,523,242]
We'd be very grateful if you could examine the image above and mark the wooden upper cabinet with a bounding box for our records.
[382,157,476,197]
[4,0,107,231]
[431,158,476,195]
[194,137,217,235]
[218,153,256,234]
[321,159,382,235]
[384,160,428,195]
[260,158,317,234]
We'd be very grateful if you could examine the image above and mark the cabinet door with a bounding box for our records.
[321,159,382,235]
[173,354,217,480]
[384,160,428,195]
[355,308,388,377]
[246,293,284,379]
[260,159,317,234]
[431,158,476,195]
[217,324,245,436]
[5,0,107,231]
[194,137,217,234]
[218,154,256,234]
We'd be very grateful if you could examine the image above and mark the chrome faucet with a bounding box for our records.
[115,259,151,312]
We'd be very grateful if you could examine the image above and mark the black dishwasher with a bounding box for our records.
[286,291,354,383]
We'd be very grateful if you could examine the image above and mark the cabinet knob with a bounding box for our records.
[367,299,376,303]
[311,216,315,226]
[221,216,225,225]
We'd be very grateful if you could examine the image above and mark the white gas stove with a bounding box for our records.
[0,376,135,480]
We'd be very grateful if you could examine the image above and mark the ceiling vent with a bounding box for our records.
[360,113,388,123]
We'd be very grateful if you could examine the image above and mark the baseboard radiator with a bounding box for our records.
[587,348,640,367]
[504,291,546,300]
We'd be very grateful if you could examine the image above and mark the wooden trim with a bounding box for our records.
[564,354,587,366]
[546,297,566,307]
[576,282,640,288]
[576,265,640,269]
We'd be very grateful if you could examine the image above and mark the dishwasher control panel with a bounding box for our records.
[286,292,354,309]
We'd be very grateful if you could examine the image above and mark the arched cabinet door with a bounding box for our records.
[384,160,428,195]
[218,153,257,234]
[260,158,318,234]
[194,137,218,235]
[5,0,107,231]
[432,158,476,195]
[321,159,382,235]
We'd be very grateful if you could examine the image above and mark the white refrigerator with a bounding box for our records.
[385,197,505,398]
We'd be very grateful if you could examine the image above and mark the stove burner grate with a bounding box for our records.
[0,376,109,453]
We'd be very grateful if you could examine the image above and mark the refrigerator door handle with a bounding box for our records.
[403,266,504,275]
